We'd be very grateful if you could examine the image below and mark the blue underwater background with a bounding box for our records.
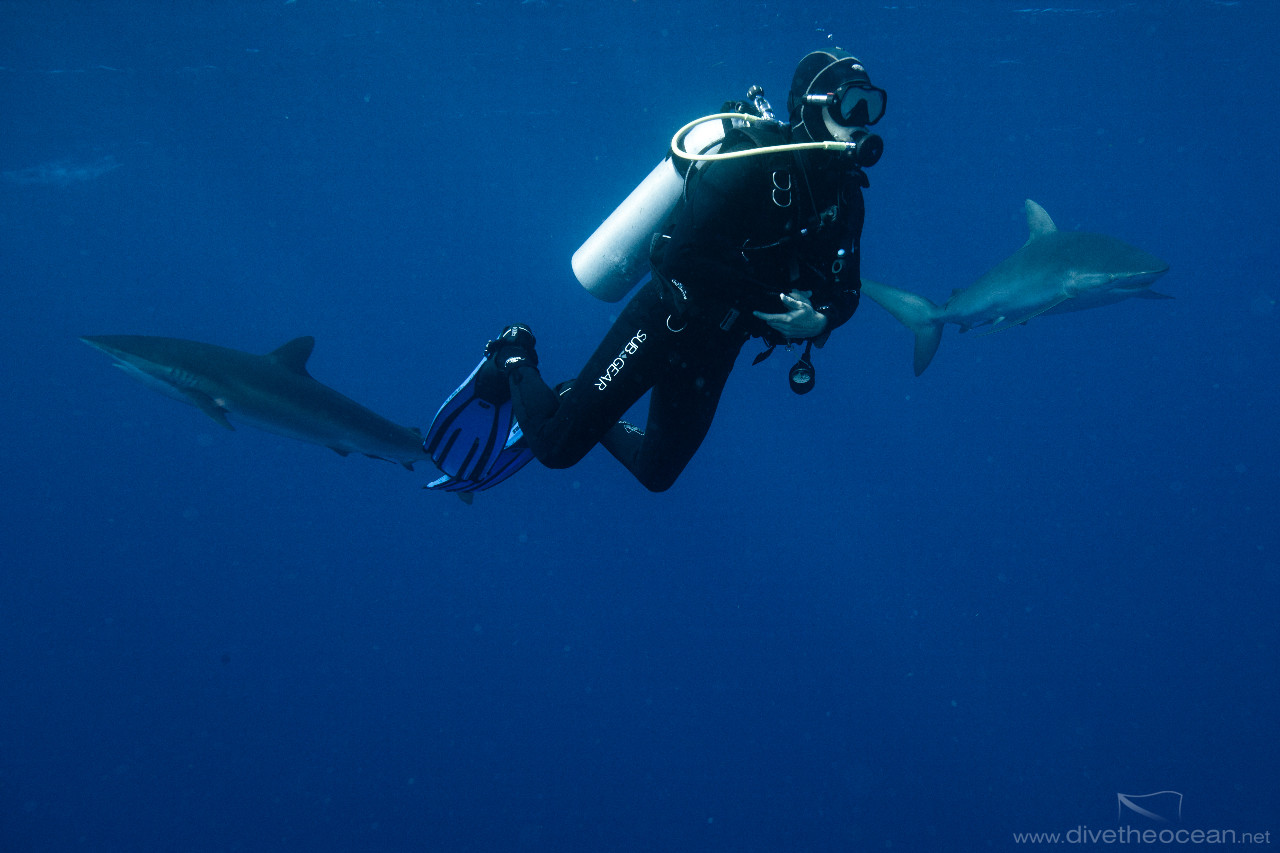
[2,2,1277,850]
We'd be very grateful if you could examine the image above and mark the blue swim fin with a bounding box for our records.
[423,357,534,494]
[425,421,534,496]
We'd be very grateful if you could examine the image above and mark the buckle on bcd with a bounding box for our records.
[751,343,776,365]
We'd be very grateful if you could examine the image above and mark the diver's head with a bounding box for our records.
[788,48,886,167]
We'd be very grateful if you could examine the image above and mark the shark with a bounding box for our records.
[861,199,1171,375]
[3,156,122,187]
[81,334,431,469]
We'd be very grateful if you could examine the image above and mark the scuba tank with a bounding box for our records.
[572,86,871,304]
[571,118,725,303]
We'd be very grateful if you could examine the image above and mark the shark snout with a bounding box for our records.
[1127,248,1170,282]
[1145,256,1171,277]
[1126,260,1170,287]
[80,335,148,364]
[80,335,121,358]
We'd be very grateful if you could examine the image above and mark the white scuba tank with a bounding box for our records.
[571,118,726,303]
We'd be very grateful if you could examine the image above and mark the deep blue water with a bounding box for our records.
[3,2,1276,851]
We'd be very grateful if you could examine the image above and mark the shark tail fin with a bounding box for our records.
[860,279,944,375]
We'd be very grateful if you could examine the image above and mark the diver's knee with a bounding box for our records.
[638,471,678,493]
[534,445,588,471]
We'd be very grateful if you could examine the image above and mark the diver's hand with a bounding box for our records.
[752,290,827,340]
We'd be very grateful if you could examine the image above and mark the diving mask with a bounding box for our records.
[805,81,886,127]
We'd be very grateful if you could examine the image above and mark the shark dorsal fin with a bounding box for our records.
[268,336,316,376]
[1023,199,1057,245]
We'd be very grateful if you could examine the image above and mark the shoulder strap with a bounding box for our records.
[724,121,790,152]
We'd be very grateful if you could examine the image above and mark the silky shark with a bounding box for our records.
[81,334,430,469]
[861,199,1171,375]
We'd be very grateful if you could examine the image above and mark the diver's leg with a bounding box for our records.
[598,326,745,492]
[507,283,670,470]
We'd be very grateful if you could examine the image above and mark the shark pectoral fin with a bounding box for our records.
[186,391,235,430]
[358,452,408,468]
[330,447,351,457]
[1135,290,1175,300]
[976,297,1071,337]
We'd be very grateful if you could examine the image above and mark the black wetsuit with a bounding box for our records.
[508,124,867,491]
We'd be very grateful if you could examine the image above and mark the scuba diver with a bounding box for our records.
[424,49,886,495]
